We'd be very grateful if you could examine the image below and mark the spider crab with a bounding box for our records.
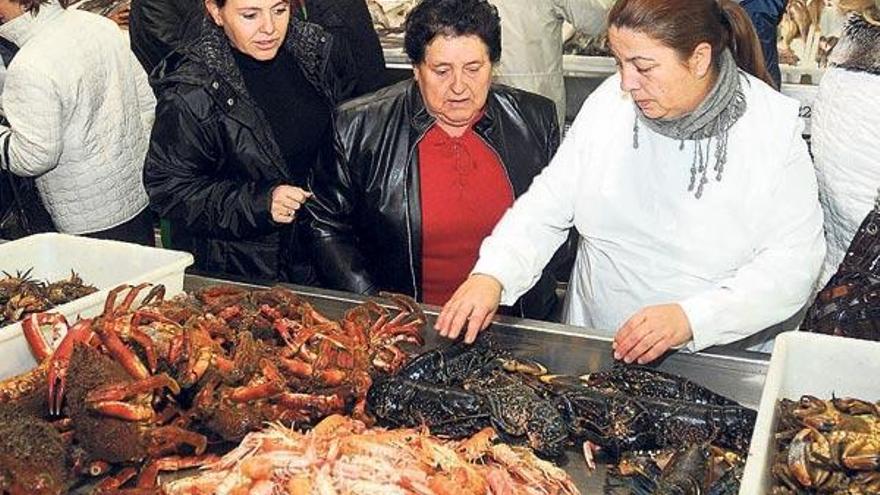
[190,288,428,438]
[7,284,218,491]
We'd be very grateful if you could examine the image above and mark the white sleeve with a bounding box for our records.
[472,103,591,305]
[132,53,157,131]
[678,119,826,351]
[0,65,62,177]
[552,0,613,37]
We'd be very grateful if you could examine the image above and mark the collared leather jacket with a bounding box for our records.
[308,80,562,319]
[144,19,355,285]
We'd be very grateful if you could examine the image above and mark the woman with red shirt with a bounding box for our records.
[308,0,562,320]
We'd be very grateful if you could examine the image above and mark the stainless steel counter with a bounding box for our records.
[185,275,768,406]
[184,274,769,494]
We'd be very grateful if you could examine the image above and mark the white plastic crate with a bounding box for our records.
[740,332,880,494]
[0,233,193,379]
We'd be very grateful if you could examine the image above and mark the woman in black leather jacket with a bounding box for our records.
[144,0,355,284]
[308,0,563,320]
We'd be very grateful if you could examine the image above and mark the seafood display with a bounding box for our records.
[367,339,570,458]
[163,414,579,495]
[0,269,97,326]
[0,405,72,495]
[0,273,771,494]
[368,0,416,48]
[777,0,858,71]
[544,374,756,457]
[772,395,880,494]
[367,339,757,464]
[802,201,880,341]
[0,283,426,493]
[562,29,610,57]
[604,442,745,495]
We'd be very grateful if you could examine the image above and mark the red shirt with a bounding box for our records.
[418,123,514,305]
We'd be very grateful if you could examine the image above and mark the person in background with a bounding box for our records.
[490,0,612,129]
[296,0,392,96]
[812,6,880,285]
[308,0,562,320]
[0,0,156,245]
[436,0,825,362]
[129,0,204,74]
[740,0,785,88]
[144,0,355,284]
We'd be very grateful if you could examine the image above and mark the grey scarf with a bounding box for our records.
[633,50,747,199]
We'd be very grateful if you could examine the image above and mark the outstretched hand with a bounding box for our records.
[612,303,692,364]
[434,274,502,344]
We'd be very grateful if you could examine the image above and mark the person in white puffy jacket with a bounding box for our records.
[813,8,880,286]
[0,0,156,245]
[435,0,826,363]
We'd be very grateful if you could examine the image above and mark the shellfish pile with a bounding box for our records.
[368,339,757,461]
[772,395,880,494]
[0,283,426,494]
[163,414,580,495]
[0,269,97,326]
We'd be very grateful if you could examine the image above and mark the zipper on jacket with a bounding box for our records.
[404,126,433,301]
[475,132,516,199]
[475,131,522,316]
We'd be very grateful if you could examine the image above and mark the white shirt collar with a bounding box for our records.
[0,1,64,48]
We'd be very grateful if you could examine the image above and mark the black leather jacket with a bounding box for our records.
[144,20,355,285]
[297,0,392,95]
[129,0,203,75]
[308,80,562,319]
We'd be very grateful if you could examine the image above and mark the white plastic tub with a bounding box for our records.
[0,233,193,379]
[739,331,880,494]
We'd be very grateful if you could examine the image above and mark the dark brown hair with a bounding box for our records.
[17,0,53,14]
[608,0,776,88]
[404,0,502,65]
[211,0,292,8]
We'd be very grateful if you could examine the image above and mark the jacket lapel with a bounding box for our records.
[190,18,335,182]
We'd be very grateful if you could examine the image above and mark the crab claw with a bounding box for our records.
[22,313,69,363]
[46,318,96,415]
[788,427,831,488]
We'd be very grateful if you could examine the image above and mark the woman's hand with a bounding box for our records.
[612,304,692,364]
[434,274,503,344]
[271,185,312,224]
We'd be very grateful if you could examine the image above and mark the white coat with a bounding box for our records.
[490,0,612,128]
[0,2,154,234]
[473,73,826,352]
[812,14,880,286]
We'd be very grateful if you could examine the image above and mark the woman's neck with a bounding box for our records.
[436,121,470,138]
[672,69,719,119]
[231,46,281,70]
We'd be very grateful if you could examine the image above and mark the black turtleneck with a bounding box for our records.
[232,47,331,184]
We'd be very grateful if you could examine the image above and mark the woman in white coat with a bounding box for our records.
[0,0,155,245]
[436,0,826,364]
[812,7,880,286]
